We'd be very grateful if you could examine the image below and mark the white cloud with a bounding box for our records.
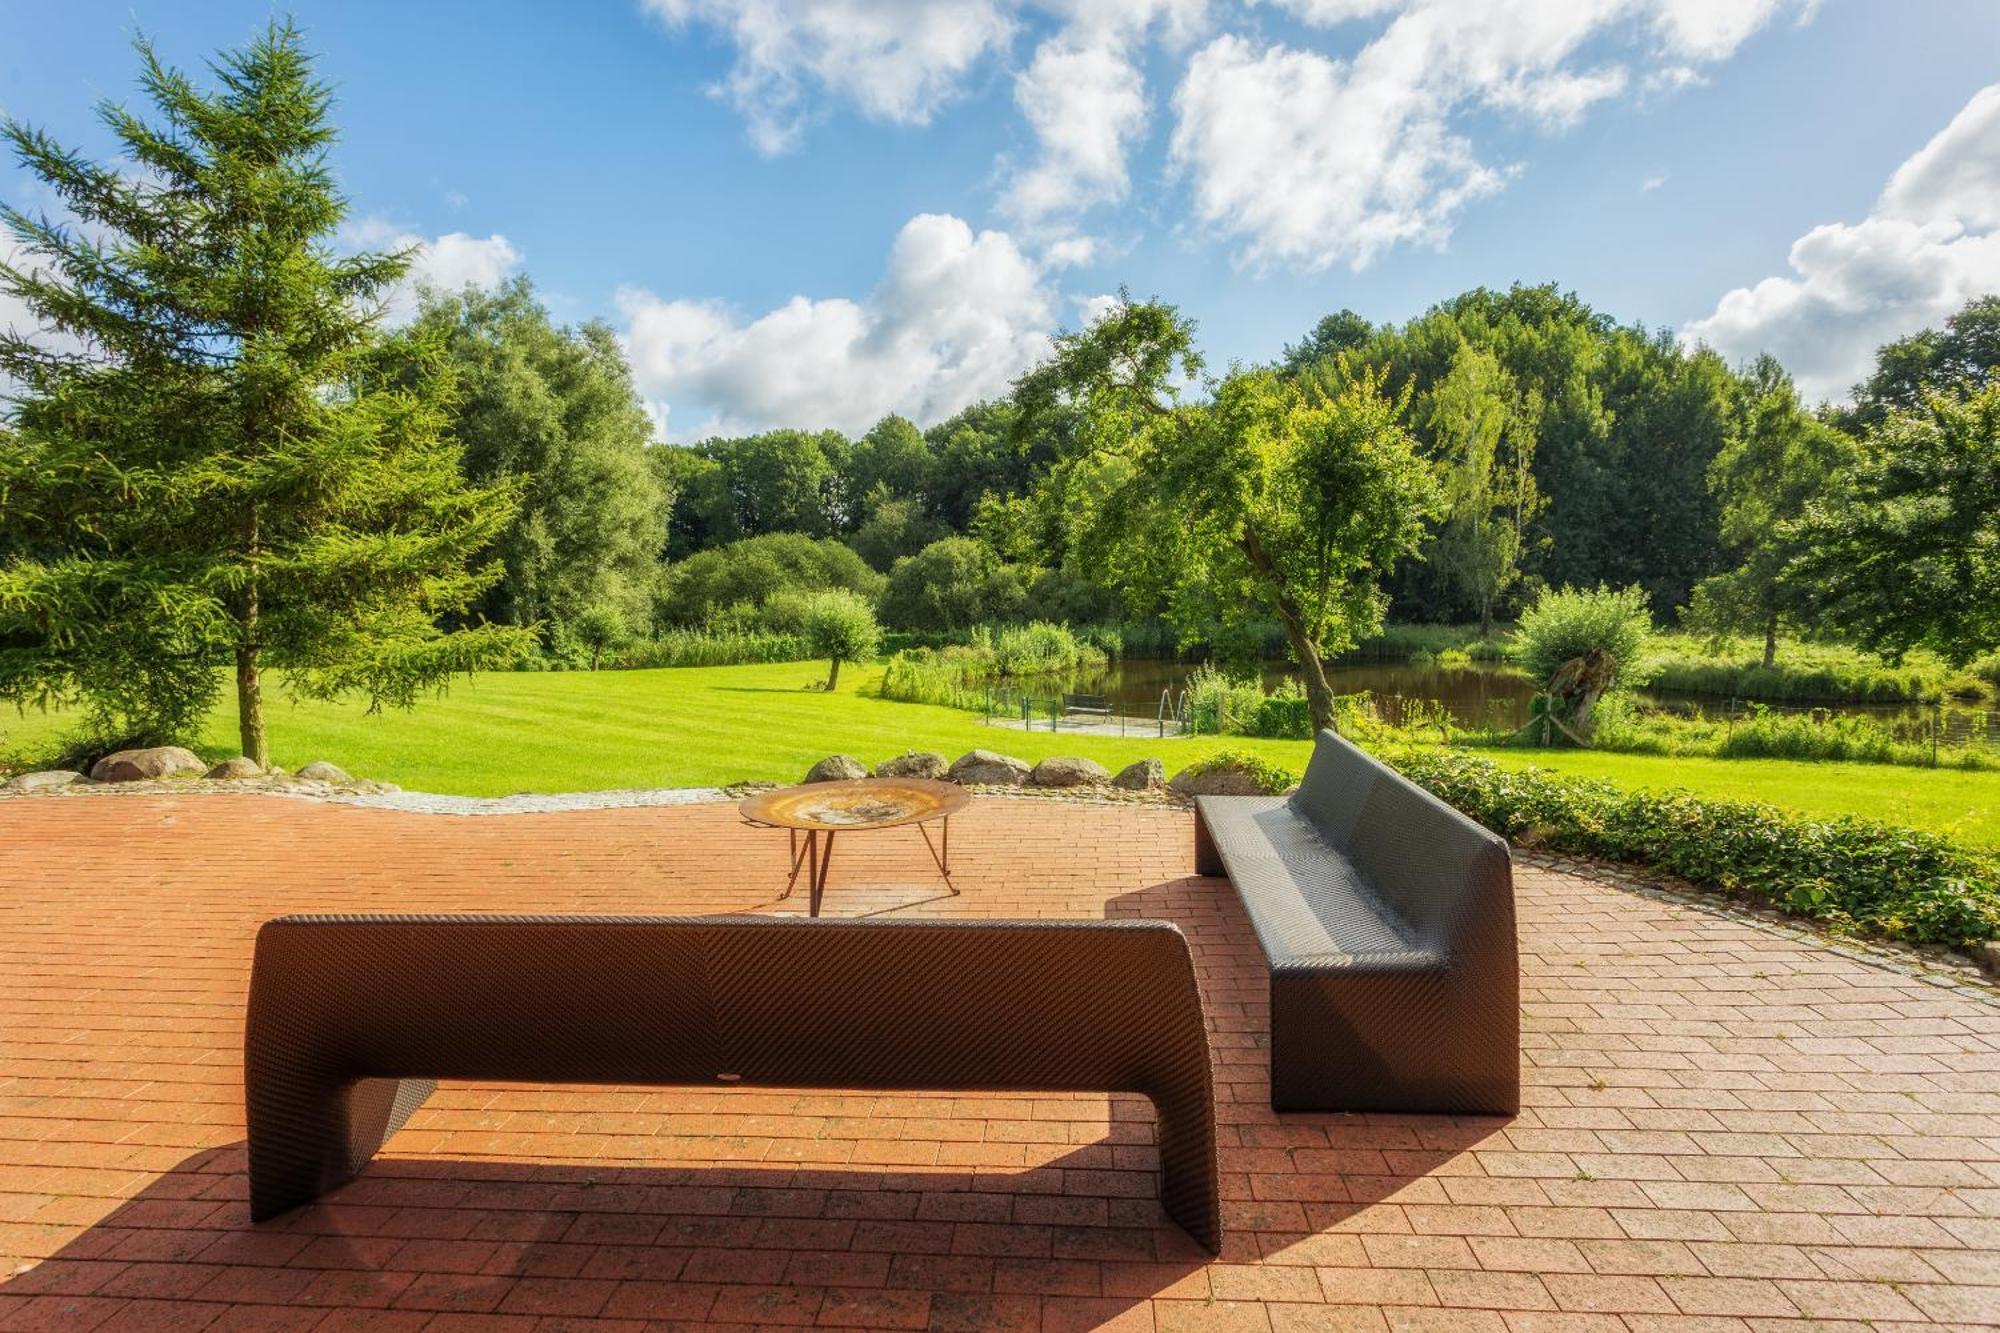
[642,0,1016,153]
[1641,171,1668,191]
[1167,0,1795,270]
[1685,82,2000,403]
[619,212,1056,437]
[1003,34,1150,222]
[341,216,523,322]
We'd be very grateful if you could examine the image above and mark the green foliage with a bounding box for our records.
[876,621,1105,710]
[879,537,1027,631]
[0,22,530,762]
[799,588,881,689]
[660,533,884,627]
[414,280,666,657]
[848,491,945,572]
[1786,383,2000,668]
[1644,633,1966,703]
[985,622,1104,676]
[1393,749,2000,946]
[1421,343,1541,633]
[1686,356,1853,663]
[683,428,848,542]
[1181,665,1265,736]
[1843,294,2000,431]
[605,629,813,670]
[1172,749,1298,796]
[1014,297,1441,732]
[1248,680,1314,739]
[1512,586,1654,690]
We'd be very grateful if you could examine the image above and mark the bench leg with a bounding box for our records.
[248,1075,437,1222]
[1193,807,1223,877]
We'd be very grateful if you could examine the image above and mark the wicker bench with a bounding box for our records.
[244,914,1220,1252]
[1193,730,1518,1115]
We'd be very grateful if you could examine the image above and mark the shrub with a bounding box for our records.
[877,647,989,710]
[800,589,882,691]
[1181,665,1264,735]
[1173,749,1298,795]
[1248,680,1313,739]
[605,629,813,669]
[659,534,885,627]
[1391,749,2000,947]
[879,538,1028,631]
[987,622,1105,676]
[1644,631,1959,703]
[1512,585,1654,689]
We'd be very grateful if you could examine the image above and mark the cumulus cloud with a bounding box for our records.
[341,216,523,322]
[1168,0,1796,270]
[641,0,1016,153]
[1685,82,2000,403]
[619,212,1056,438]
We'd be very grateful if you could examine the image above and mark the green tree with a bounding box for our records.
[1686,356,1854,667]
[694,429,845,539]
[878,536,1027,631]
[0,23,527,764]
[1422,344,1541,635]
[843,414,932,514]
[1281,308,1374,375]
[660,533,884,627]
[1844,295,2000,430]
[800,588,881,690]
[1786,383,2000,666]
[1016,299,1441,733]
[415,279,666,659]
[848,489,944,572]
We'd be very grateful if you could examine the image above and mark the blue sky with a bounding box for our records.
[4,1,1999,437]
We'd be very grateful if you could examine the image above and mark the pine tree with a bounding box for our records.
[0,22,531,766]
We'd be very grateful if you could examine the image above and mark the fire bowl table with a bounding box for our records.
[738,778,971,916]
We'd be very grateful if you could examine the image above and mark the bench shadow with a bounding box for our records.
[0,1138,1208,1327]
[1106,873,1519,1267]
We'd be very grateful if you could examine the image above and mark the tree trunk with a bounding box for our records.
[1236,529,1337,735]
[826,657,841,692]
[1479,596,1493,639]
[1762,617,1777,670]
[236,642,266,768]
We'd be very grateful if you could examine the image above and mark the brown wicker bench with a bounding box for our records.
[1194,729,1518,1116]
[244,914,1220,1252]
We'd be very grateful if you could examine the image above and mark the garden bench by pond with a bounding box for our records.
[243,914,1221,1252]
[1193,729,1518,1115]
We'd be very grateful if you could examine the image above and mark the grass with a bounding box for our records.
[1469,745,2000,850]
[0,661,1314,797]
[7,659,1996,851]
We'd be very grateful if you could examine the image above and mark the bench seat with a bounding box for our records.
[1194,730,1519,1116]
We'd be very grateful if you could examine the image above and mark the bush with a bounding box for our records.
[1645,632,1964,703]
[1172,749,1298,795]
[605,629,813,669]
[986,622,1104,676]
[1248,680,1313,739]
[659,534,885,627]
[1182,665,1265,735]
[1391,749,2000,947]
[879,538,1028,631]
[1512,585,1654,689]
[800,589,882,690]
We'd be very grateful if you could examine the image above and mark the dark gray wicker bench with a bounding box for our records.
[244,914,1220,1252]
[1193,730,1518,1115]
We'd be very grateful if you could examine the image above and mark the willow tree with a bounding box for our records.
[1014,298,1441,734]
[0,23,529,765]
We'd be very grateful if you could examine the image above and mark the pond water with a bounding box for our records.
[1015,657,1976,734]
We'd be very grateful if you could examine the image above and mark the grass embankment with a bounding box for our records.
[0,661,1313,797]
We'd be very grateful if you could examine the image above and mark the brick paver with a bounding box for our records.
[0,793,1996,1331]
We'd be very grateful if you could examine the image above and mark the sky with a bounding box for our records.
[3,0,1999,440]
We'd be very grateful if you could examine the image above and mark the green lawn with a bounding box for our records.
[0,661,1316,797]
[1472,746,2000,850]
[7,661,1997,850]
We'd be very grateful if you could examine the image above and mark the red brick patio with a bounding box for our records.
[1,793,1996,1331]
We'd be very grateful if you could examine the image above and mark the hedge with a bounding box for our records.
[1389,749,2000,948]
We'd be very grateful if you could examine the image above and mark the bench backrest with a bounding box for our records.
[244,914,1218,1249]
[1287,729,1511,948]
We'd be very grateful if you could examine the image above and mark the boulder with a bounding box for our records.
[1030,755,1110,788]
[1977,941,2000,981]
[804,754,868,783]
[205,756,263,780]
[4,769,84,793]
[294,760,352,784]
[874,750,948,781]
[89,746,204,783]
[1111,758,1165,791]
[948,749,1030,786]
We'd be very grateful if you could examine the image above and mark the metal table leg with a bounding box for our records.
[807,829,836,917]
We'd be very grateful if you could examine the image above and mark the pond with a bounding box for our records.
[1012,657,1982,735]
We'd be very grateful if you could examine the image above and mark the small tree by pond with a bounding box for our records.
[801,589,880,691]
[1511,585,1654,735]
[1010,297,1441,735]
